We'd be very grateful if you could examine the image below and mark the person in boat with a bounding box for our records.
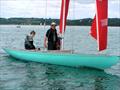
[45,22,60,50]
[24,30,36,50]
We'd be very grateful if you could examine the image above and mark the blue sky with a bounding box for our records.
[0,0,120,19]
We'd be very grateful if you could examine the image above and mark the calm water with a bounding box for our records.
[0,25,120,90]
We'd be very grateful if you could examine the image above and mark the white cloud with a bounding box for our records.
[0,0,119,18]
[74,0,95,4]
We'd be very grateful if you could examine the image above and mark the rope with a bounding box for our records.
[44,0,47,30]
[71,0,76,53]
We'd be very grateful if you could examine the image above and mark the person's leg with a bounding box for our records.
[53,43,57,50]
[29,41,36,50]
[31,45,36,49]
[25,44,31,50]
[48,42,54,50]
[25,44,35,50]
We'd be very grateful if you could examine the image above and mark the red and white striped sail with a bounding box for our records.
[90,0,108,51]
[59,0,70,34]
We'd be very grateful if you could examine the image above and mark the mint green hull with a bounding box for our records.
[3,48,119,70]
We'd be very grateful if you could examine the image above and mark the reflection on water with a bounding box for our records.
[0,56,120,90]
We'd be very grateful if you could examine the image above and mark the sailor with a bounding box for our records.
[24,30,36,50]
[45,22,60,50]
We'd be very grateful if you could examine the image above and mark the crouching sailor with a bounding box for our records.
[24,30,36,50]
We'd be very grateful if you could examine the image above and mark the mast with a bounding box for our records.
[96,0,108,51]
[61,0,66,50]
[59,0,70,50]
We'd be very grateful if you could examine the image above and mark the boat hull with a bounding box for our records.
[3,48,119,70]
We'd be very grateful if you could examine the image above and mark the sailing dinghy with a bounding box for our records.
[3,0,120,70]
[3,48,119,70]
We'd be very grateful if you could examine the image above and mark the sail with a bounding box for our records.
[59,0,70,34]
[90,0,108,51]
[90,15,97,40]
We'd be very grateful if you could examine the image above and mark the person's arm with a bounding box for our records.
[44,30,49,48]
[44,36,48,48]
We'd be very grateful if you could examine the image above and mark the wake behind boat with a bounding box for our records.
[3,48,119,70]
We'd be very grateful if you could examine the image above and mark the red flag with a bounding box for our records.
[90,0,108,51]
[59,0,70,34]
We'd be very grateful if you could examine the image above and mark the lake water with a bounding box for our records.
[0,25,120,90]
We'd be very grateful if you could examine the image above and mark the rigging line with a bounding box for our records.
[43,0,47,50]
[44,0,47,30]
[68,1,72,53]
[71,0,76,53]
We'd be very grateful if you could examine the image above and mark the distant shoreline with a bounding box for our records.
[0,25,119,27]
[0,18,120,26]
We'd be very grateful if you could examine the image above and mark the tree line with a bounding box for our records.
[0,18,120,26]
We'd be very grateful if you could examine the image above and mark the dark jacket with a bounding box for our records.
[24,35,35,50]
[46,28,58,43]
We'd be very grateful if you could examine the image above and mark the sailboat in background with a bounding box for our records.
[40,22,42,26]
[44,22,46,27]
[16,25,21,28]
[3,0,119,70]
